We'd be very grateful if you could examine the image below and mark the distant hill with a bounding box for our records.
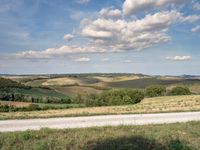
[0,78,28,88]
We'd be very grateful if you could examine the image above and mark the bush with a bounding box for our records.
[73,89,144,107]
[0,105,10,112]
[169,86,191,96]
[27,104,40,111]
[127,90,145,104]
[145,85,166,97]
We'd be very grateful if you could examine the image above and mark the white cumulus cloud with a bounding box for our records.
[99,7,122,18]
[80,9,200,52]
[63,34,74,41]
[123,0,185,15]
[166,55,192,61]
[15,45,106,59]
[81,11,183,51]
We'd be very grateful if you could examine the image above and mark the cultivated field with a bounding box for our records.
[1,95,200,120]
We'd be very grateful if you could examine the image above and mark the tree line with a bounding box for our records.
[72,85,191,107]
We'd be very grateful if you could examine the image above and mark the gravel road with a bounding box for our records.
[0,111,200,132]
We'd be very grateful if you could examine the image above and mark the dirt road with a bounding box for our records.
[0,111,200,132]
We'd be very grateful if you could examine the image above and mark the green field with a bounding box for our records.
[0,121,200,150]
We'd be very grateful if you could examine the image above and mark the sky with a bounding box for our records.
[0,0,200,75]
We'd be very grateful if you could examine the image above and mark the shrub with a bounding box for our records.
[127,89,145,104]
[60,97,71,104]
[169,86,191,96]
[27,104,40,111]
[145,85,166,97]
[0,105,10,112]
[73,89,144,107]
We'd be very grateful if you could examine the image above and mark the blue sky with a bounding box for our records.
[0,0,200,75]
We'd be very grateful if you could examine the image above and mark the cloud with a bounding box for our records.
[74,57,91,62]
[63,34,74,41]
[102,58,110,62]
[123,0,185,15]
[99,7,122,18]
[81,11,182,51]
[15,45,106,59]
[76,0,90,4]
[180,15,200,23]
[8,0,200,62]
[191,25,200,32]
[82,25,113,39]
[166,55,192,61]
[123,60,133,63]
[80,9,200,52]
[193,1,200,10]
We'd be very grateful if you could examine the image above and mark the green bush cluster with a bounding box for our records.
[145,85,166,97]
[73,89,144,107]
[169,86,191,96]
[145,85,192,97]
[0,91,71,104]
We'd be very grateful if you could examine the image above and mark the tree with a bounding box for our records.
[145,85,166,97]
[169,86,191,96]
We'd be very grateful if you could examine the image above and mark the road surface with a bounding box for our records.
[0,111,200,132]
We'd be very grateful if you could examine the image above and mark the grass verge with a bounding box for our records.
[0,121,200,149]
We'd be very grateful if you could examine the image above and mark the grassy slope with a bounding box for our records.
[1,95,200,120]
[0,121,200,149]
[52,86,103,96]
[167,83,200,94]
[14,87,66,98]
[24,79,48,87]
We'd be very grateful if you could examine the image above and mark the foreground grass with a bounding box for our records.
[0,95,200,120]
[0,121,200,150]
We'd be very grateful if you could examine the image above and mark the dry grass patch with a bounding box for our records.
[93,75,145,82]
[42,77,82,86]
[0,101,32,108]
